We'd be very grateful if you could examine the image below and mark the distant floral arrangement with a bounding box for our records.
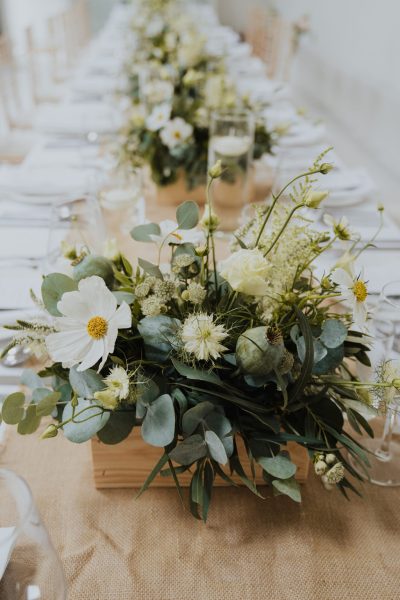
[2,156,397,521]
[120,1,274,189]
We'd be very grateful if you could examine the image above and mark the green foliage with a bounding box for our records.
[131,222,161,242]
[62,399,110,444]
[176,201,199,229]
[141,394,175,447]
[41,273,78,316]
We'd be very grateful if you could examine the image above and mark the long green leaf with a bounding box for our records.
[288,307,314,403]
[135,452,169,499]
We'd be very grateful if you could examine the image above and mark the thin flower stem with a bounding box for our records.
[263,203,305,257]
[206,176,219,299]
[254,169,321,247]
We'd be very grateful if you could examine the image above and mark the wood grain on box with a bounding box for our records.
[91,428,309,489]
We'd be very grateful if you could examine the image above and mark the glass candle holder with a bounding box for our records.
[208,109,255,233]
[0,468,66,599]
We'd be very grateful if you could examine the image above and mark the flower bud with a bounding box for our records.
[377,203,384,212]
[325,461,345,484]
[304,190,329,209]
[181,290,190,301]
[319,163,333,174]
[195,245,207,257]
[314,460,327,476]
[41,424,58,439]
[325,453,336,465]
[208,160,223,179]
[200,208,220,232]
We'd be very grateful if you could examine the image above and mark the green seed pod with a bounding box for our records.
[73,255,114,287]
[236,326,285,376]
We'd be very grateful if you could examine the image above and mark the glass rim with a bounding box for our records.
[210,108,255,122]
[381,279,400,310]
[0,468,34,546]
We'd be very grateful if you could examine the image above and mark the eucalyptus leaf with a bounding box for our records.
[138,258,163,279]
[171,359,222,385]
[113,291,135,305]
[35,391,61,417]
[21,369,43,390]
[205,412,234,457]
[62,398,110,443]
[97,411,135,444]
[312,345,344,375]
[138,315,181,362]
[17,404,41,435]
[1,392,25,424]
[169,434,207,465]
[205,430,228,464]
[258,454,297,479]
[41,273,78,316]
[131,222,161,242]
[272,476,301,502]
[182,401,215,435]
[141,394,175,447]
[69,367,104,398]
[176,200,199,229]
[320,319,348,349]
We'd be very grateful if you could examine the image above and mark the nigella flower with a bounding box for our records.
[181,313,228,361]
[332,268,369,329]
[46,276,131,372]
[94,366,131,410]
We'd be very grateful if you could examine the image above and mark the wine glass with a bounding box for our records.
[208,109,255,233]
[44,195,106,275]
[0,468,66,599]
[350,280,400,486]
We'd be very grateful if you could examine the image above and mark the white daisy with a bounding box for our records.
[46,276,131,372]
[146,103,171,132]
[332,268,369,328]
[149,219,204,246]
[181,313,228,361]
[160,117,193,149]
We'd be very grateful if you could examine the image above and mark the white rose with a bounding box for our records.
[218,249,270,296]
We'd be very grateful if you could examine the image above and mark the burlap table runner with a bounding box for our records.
[1,425,400,600]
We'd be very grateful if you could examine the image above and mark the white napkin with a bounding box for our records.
[278,122,326,148]
[0,166,90,200]
[34,102,123,136]
[0,527,16,581]
[0,266,42,310]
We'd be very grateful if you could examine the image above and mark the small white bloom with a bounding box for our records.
[219,248,270,296]
[149,219,204,246]
[103,238,120,262]
[185,282,207,305]
[314,460,327,476]
[46,276,131,372]
[325,461,345,484]
[181,313,228,361]
[160,117,193,149]
[94,366,130,410]
[323,214,352,241]
[143,80,173,105]
[140,296,167,317]
[146,103,171,132]
[332,268,368,328]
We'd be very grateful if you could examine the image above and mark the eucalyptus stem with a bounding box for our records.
[254,168,321,247]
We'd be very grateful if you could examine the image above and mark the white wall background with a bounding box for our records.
[217,0,400,210]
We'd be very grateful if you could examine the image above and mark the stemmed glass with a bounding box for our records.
[0,468,66,599]
[44,195,106,275]
[208,109,255,233]
[350,280,400,486]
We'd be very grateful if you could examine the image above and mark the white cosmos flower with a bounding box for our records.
[46,276,131,372]
[332,268,368,328]
[160,117,193,149]
[149,219,204,246]
[181,313,228,361]
[146,103,171,132]
[323,214,353,241]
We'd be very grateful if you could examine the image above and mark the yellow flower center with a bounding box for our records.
[87,316,108,339]
[353,280,368,302]
[174,131,182,139]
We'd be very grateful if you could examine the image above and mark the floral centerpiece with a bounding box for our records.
[2,156,397,522]
[120,2,274,197]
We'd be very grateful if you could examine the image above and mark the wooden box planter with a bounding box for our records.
[91,429,309,489]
